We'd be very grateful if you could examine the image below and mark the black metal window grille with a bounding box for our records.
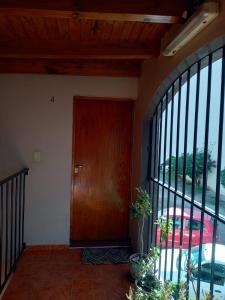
[148,47,225,299]
[0,168,29,294]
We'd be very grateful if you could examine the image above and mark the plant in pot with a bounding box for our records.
[127,278,187,300]
[127,208,176,299]
[134,217,173,293]
[129,188,152,281]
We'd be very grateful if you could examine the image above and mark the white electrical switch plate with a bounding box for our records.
[33,151,41,162]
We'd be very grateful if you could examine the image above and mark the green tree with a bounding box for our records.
[161,149,214,185]
[221,168,225,188]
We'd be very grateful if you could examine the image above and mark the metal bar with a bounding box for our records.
[186,72,198,297]
[168,85,175,282]
[10,178,14,269]
[185,63,200,298]
[0,168,28,186]
[197,53,212,299]
[0,168,28,294]
[154,101,163,274]
[149,179,225,225]
[0,185,3,291]
[159,93,168,280]
[210,48,225,295]
[177,69,190,287]
[14,176,18,266]
[145,121,152,251]
[183,69,190,198]
[18,175,22,253]
[149,118,155,246]
[164,87,174,281]
[22,174,26,248]
[151,107,160,248]
[191,62,201,204]
[172,76,183,285]
[160,91,168,278]
[150,115,157,247]
[149,182,154,249]
[5,183,9,278]
[181,69,190,300]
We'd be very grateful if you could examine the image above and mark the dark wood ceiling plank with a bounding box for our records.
[56,18,70,40]
[80,19,92,42]
[139,23,156,42]
[120,22,134,43]
[0,16,21,39]
[0,39,160,59]
[128,22,145,43]
[110,21,124,43]
[30,17,49,39]
[0,0,189,24]
[68,19,81,41]
[0,58,141,77]
[43,17,61,39]
[100,21,114,41]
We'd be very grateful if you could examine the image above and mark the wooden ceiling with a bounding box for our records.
[0,0,193,77]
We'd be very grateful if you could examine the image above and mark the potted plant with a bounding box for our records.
[126,278,186,300]
[129,188,152,280]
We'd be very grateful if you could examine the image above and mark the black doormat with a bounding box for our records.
[81,247,130,265]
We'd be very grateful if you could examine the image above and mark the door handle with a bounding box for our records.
[74,164,83,174]
[215,290,222,293]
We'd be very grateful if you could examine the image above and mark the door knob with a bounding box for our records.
[74,164,83,174]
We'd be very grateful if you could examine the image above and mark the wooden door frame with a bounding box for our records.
[70,96,134,246]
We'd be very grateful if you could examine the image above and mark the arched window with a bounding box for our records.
[149,47,225,299]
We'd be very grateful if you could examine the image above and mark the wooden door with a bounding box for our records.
[71,97,133,245]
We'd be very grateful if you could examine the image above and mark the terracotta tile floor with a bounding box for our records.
[2,247,131,300]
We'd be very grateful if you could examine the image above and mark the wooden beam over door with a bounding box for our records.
[0,59,141,77]
[0,40,160,60]
[0,0,189,23]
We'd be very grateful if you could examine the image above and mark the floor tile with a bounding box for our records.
[2,248,131,300]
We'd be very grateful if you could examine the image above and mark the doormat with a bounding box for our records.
[81,247,130,265]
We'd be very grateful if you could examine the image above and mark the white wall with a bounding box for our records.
[0,74,138,245]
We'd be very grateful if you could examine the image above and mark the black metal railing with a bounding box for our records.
[147,46,225,299]
[0,168,29,293]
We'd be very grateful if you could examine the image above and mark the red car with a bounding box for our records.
[156,208,219,249]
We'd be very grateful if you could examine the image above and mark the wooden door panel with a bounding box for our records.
[71,97,133,243]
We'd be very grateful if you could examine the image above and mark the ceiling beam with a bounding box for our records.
[0,41,160,60]
[0,0,189,24]
[0,59,141,77]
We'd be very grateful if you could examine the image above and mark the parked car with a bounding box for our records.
[156,208,219,249]
[178,243,225,300]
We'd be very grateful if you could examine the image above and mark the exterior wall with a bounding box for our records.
[0,74,138,245]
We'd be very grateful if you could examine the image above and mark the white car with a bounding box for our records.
[155,244,225,299]
[179,244,225,300]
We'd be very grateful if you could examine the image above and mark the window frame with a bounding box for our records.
[147,46,225,299]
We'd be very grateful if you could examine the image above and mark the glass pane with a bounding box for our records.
[185,64,197,199]
[149,48,225,300]
[220,70,225,215]
[151,114,156,178]
[213,221,225,299]
[155,104,162,179]
[171,80,179,189]
[165,97,172,185]
[206,50,223,211]
[160,99,166,180]
[195,57,209,205]
[177,72,188,192]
